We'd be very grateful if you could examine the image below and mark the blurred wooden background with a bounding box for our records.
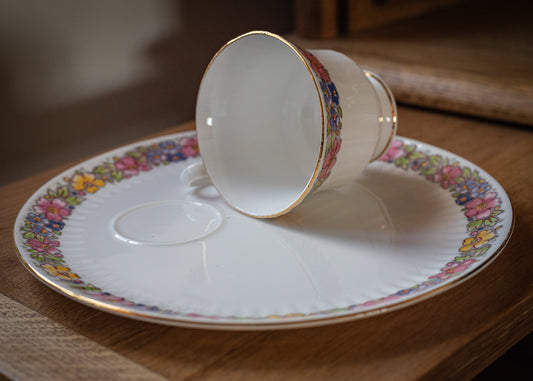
[0,0,293,185]
[2,0,531,186]
[293,0,533,127]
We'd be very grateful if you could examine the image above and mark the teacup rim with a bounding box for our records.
[195,30,326,218]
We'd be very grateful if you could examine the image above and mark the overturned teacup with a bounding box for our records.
[194,31,397,218]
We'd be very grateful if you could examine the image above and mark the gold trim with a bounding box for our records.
[12,212,514,330]
[364,71,398,162]
[11,131,515,330]
[195,31,325,219]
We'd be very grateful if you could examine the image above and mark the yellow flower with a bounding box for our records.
[71,173,105,193]
[42,264,80,281]
[459,230,495,252]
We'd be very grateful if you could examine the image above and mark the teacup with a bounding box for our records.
[193,31,397,218]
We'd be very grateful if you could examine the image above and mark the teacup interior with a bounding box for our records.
[196,32,322,217]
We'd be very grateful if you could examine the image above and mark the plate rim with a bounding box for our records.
[12,132,514,330]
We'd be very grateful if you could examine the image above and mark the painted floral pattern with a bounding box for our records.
[18,135,508,322]
[299,49,343,188]
[20,135,200,314]
[378,139,505,286]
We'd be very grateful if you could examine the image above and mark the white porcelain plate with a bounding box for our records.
[13,132,513,330]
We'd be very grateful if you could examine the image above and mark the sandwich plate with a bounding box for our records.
[13,132,513,330]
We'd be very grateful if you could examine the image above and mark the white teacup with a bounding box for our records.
[194,31,397,218]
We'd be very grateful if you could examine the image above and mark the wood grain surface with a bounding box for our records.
[0,294,166,381]
[290,0,533,126]
[346,0,462,34]
[1,109,532,380]
[294,0,339,39]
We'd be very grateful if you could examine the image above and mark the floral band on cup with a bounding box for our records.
[299,49,343,189]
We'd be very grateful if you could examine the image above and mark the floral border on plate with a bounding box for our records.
[17,135,506,321]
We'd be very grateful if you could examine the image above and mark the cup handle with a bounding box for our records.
[180,161,209,186]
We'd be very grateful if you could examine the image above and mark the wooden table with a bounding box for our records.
[1,107,532,380]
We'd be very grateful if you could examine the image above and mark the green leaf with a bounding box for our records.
[46,255,64,263]
[454,176,464,184]
[462,167,471,178]
[23,232,35,239]
[405,145,415,153]
[474,245,490,257]
[126,151,141,158]
[467,219,483,231]
[442,158,449,166]
[37,235,45,242]
[327,137,334,151]
[429,155,442,165]
[48,190,58,198]
[83,284,101,292]
[420,166,438,176]
[93,165,110,174]
[31,254,45,262]
[337,105,343,117]
[484,217,498,227]
[491,209,503,216]
[57,186,69,198]
[454,255,471,263]
[112,171,124,182]
[395,157,409,169]
[409,152,426,160]
[65,196,81,206]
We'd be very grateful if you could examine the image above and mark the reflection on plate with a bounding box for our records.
[13,133,513,330]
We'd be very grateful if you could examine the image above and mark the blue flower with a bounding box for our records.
[26,212,45,224]
[166,152,184,162]
[328,82,339,105]
[31,221,54,237]
[328,106,340,135]
[457,179,476,193]
[145,141,185,163]
[457,178,491,199]
[455,193,474,206]
[158,141,184,162]
[146,149,164,164]
[394,288,414,296]
[471,181,491,198]
[45,220,65,232]
[320,79,332,104]
[158,141,178,152]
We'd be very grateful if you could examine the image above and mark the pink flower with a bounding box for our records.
[114,156,151,176]
[85,291,135,305]
[361,300,379,307]
[430,259,476,280]
[300,49,331,82]
[33,197,71,221]
[379,140,404,162]
[380,294,402,303]
[434,165,462,189]
[179,136,199,157]
[465,192,500,220]
[27,237,60,255]
[318,138,341,181]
